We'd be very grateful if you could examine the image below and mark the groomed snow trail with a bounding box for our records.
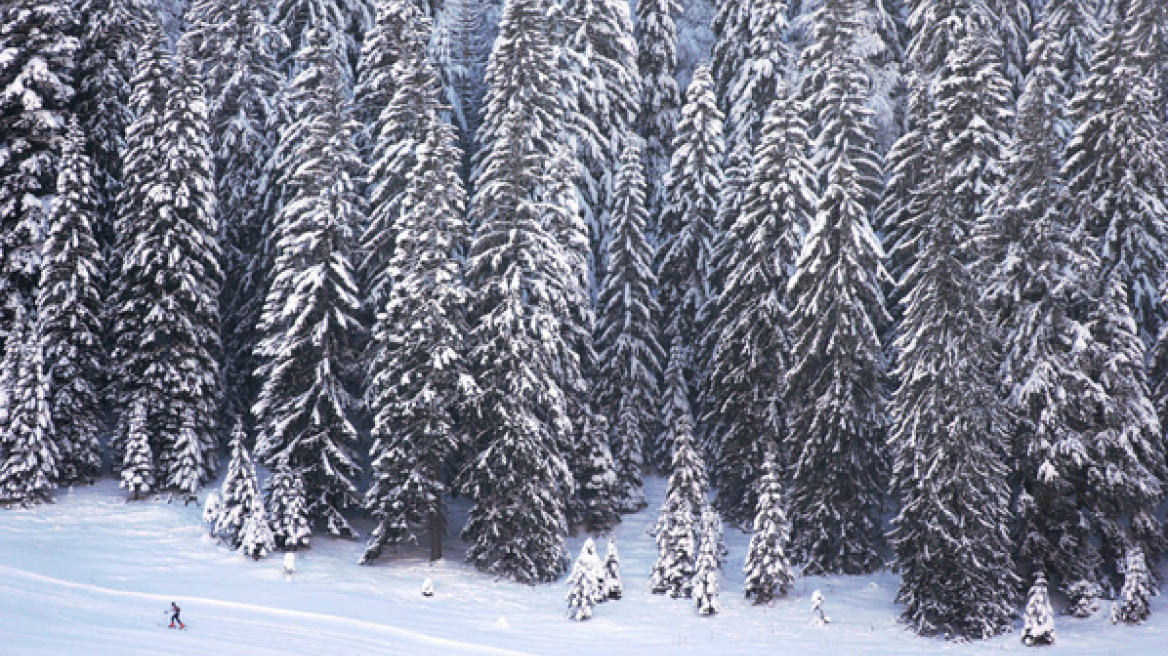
[0,479,1163,655]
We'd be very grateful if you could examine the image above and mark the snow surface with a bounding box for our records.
[1,477,1165,655]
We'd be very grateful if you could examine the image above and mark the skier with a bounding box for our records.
[169,602,185,629]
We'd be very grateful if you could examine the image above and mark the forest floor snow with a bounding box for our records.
[1,476,1164,655]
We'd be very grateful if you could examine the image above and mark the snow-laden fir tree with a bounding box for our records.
[1111,546,1152,625]
[1021,573,1055,646]
[1064,0,1168,343]
[693,508,723,616]
[430,0,491,166]
[265,463,312,550]
[182,0,286,425]
[705,88,814,524]
[743,448,795,603]
[37,119,105,486]
[167,407,207,503]
[979,17,1100,592]
[656,64,724,357]
[657,336,693,471]
[363,114,473,564]
[633,0,682,224]
[357,0,434,309]
[0,313,58,506]
[212,423,266,548]
[566,538,604,620]
[1043,0,1101,94]
[722,0,788,150]
[1080,273,1166,573]
[72,0,146,250]
[254,27,365,538]
[572,416,623,533]
[120,400,154,501]
[0,0,77,336]
[889,34,1018,640]
[603,538,623,599]
[595,143,663,511]
[461,0,576,583]
[709,0,751,120]
[239,500,277,559]
[786,2,889,575]
[111,32,223,491]
[272,0,373,80]
[649,413,708,597]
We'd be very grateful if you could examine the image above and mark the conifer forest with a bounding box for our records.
[4,0,1168,645]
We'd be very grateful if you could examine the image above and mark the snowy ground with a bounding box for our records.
[1,477,1164,656]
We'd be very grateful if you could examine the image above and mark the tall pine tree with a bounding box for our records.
[634,0,682,226]
[0,312,58,506]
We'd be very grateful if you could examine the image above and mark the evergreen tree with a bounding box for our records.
[1021,573,1056,646]
[72,0,146,250]
[111,33,223,491]
[272,0,373,80]
[1111,546,1152,625]
[786,7,889,574]
[265,464,312,550]
[603,538,623,599]
[595,143,662,510]
[213,423,266,549]
[358,0,434,309]
[119,400,154,500]
[182,0,286,425]
[657,337,692,470]
[633,0,682,224]
[710,0,751,119]
[657,64,724,357]
[461,0,575,584]
[254,28,365,538]
[363,116,472,564]
[0,0,77,335]
[1064,0,1168,342]
[556,0,641,268]
[889,35,1018,640]
[0,314,58,506]
[37,119,105,485]
[705,88,814,524]
[743,449,795,604]
[693,509,723,616]
[566,538,603,620]
[239,501,277,559]
[649,414,707,598]
[1044,0,1101,93]
[572,416,622,533]
[722,0,788,150]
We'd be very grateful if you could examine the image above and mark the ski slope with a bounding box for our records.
[1,478,1164,655]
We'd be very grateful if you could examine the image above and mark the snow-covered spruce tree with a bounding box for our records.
[693,509,723,616]
[72,0,146,250]
[705,88,814,524]
[634,0,682,224]
[656,63,723,386]
[555,0,641,265]
[254,28,365,539]
[603,538,623,599]
[889,36,1018,641]
[111,33,223,491]
[119,400,154,500]
[430,0,491,172]
[1111,546,1152,625]
[37,119,105,486]
[272,0,373,80]
[656,336,692,471]
[743,448,795,603]
[0,0,77,335]
[1063,0,1168,343]
[362,116,473,565]
[265,463,312,550]
[722,0,788,150]
[566,538,603,620]
[461,0,575,583]
[786,6,890,575]
[649,414,708,597]
[979,19,1100,591]
[239,500,277,559]
[358,0,434,309]
[595,143,663,511]
[0,314,58,506]
[1043,0,1101,94]
[182,0,286,425]
[709,0,751,120]
[1021,573,1056,646]
[1081,273,1166,572]
[213,423,266,548]
[572,415,623,533]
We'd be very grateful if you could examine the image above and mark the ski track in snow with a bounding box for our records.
[0,478,1164,655]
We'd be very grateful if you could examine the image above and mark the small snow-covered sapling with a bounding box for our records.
[203,491,221,527]
[566,540,603,621]
[603,538,622,600]
[1065,579,1100,618]
[811,590,830,625]
[422,578,435,597]
[282,552,296,576]
[1112,547,1152,625]
[1022,573,1055,645]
